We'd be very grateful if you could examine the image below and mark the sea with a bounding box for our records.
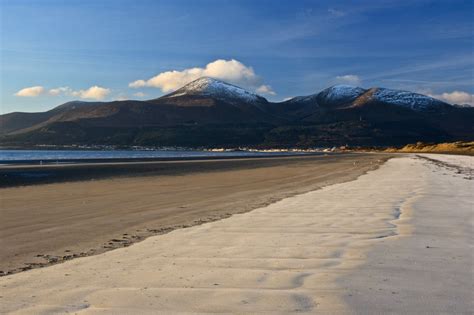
[0,149,312,163]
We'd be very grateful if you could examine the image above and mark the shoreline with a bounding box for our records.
[0,152,321,166]
[0,153,390,276]
[0,152,335,188]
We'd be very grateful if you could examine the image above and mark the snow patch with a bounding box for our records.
[167,77,262,103]
[322,85,366,102]
[286,94,318,103]
[372,88,445,110]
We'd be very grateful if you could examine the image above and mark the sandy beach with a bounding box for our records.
[341,154,473,314]
[0,153,472,314]
[0,153,386,275]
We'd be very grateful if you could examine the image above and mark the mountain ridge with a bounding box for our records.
[1,78,472,148]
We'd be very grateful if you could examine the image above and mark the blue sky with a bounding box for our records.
[1,0,473,113]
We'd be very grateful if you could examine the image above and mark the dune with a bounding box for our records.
[385,141,474,155]
[0,154,472,314]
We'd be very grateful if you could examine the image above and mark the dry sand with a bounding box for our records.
[0,153,386,275]
[340,154,473,314]
[1,154,471,314]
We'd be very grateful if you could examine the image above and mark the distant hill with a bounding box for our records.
[1,77,473,148]
[0,101,102,134]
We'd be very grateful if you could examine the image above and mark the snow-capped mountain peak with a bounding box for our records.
[165,77,264,103]
[320,85,367,103]
[370,88,447,110]
[285,85,366,105]
[283,85,450,112]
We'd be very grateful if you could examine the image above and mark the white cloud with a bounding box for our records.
[256,84,276,95]
[133,92,147,98]
[429,91,474,106]
[71,86,111,100]
[129,80,146,88]
[17,85,112,101]
[129,59,276,95]
[48,86,110,100]
[335,74,361,86]
[48,85,111,100]
[48,86,72,96]
[15,86,44,97]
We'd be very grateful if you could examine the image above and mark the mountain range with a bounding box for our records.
[1,77,473,148]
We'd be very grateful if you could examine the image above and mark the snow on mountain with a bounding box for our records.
[371,88,447,110]
[285,94,319,104]
[284,85,450,112]
[316,85,367,106]
[159,78,450,112]
[317,85,448,111]
[165,77,264,103]
[285,85,365,105]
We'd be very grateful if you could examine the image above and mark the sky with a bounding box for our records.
[1,0,473,113]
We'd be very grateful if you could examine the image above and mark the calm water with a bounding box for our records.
[0,149,309,162]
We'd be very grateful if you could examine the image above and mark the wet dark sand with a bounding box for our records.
[0,153,390,275]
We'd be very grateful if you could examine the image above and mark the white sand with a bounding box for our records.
[340,154,474,314]
[418,153,473,169]
[1,155,472,314]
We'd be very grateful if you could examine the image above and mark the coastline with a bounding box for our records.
[0,152,330,188]
[0,153,389,276]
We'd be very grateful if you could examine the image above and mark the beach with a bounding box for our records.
[0,153,472,314]
[0,153,386,275]
[341,154,473,314]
